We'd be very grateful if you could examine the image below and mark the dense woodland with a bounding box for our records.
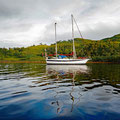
[0,34,120,62]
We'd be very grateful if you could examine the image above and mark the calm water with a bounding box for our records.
[0,63,120,120]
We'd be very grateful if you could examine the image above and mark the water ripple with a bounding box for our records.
[0,63,120,120]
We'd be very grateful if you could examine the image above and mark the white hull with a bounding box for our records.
[46,58,89,65]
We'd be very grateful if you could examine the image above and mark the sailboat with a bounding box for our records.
[46,15,90,65]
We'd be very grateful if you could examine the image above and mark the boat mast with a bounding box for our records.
[71,14,76,59]
[55,23,57,58]
[45,48,47,58]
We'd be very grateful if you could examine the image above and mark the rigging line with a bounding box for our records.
[73,15,86,57]
[73,16,83,39]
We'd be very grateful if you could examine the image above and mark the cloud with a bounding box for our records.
[0,0,120,48]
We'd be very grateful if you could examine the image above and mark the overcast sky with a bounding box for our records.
[0,0,120,48]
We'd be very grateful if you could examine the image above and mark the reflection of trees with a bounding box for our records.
[87,64,120,88]
[0,63,46,77]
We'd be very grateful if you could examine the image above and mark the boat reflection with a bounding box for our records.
[46,65,89,75]
[46,65,90,114]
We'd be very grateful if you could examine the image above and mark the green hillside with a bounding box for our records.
[101,34,120,42]
[0,34,120,62]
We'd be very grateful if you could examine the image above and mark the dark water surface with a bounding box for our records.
[0,63,120,120]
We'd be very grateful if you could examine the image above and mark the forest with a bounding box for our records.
[0,34,120,63]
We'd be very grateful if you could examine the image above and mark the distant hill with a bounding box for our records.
[101,34,120,42]
[0,33,120,62]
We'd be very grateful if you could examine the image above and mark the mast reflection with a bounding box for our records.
[46,65,90,114]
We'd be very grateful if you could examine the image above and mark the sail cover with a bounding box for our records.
[58,55,67,59]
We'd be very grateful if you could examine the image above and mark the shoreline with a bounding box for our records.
[0,60,119,64]
[0,61,46,64]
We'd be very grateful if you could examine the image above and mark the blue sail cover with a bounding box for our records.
[58,55,67,59]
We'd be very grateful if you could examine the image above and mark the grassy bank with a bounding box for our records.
[91,56,120,63]
[0,56,46,63]
[0,60,46,64]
